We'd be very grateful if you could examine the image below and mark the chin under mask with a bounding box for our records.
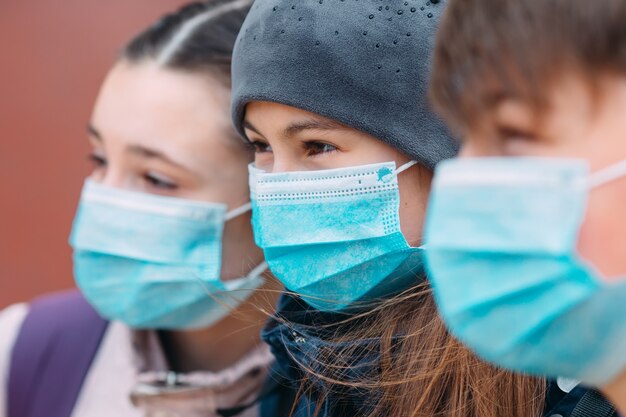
[70,180,265,329]
[249,161,424,312]
[425,157,626,386]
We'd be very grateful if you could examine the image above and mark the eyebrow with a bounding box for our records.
[242,120,262,138]
[87,124,102,141]
[282,118,344,138]
[243,118,345,140]
[86,124,191,171]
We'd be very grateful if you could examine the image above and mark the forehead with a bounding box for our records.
[461,74,626,162]
[243,101,366,138]
[91,61,247,168]
[94,61,229,133]
[245,101,338,123]
[468,71,601,128]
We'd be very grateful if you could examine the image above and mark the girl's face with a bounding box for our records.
[243,101,432,246]
[89,61,263,279]
[463,74,626,280]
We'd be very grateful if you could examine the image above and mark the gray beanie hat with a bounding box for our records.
[231,0,457,169]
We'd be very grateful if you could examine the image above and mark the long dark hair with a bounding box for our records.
[122,0,251,85]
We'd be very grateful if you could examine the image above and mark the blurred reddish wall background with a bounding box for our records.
[0,1,190,308]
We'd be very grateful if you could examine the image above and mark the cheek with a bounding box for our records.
[223,212,254,242]
[459,142,483,158]
[89,169,106,183]
[253,152,274,172]
[397,169,432,246]
[577,181,626,281]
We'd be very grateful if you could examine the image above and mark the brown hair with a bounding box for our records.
[296,282,546,417]
[429,0,626,135]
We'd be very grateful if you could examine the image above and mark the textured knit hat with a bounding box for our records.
[231,0,457,169]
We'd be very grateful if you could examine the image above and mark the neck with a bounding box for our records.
[158,275,281,373]
[603,369,626,414]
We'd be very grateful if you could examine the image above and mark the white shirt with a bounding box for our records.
[0,302,272,417]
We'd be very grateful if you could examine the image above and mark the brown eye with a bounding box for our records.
[250,140,272,154]
[304,141,338,156]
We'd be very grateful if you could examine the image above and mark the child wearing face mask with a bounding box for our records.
[225,1,578,416]
[0,2,281,417]
[426,0,626,414]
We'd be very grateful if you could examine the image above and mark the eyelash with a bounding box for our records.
[248,140,338,155]
[249,140,272,154]
[88,153,107,167]
[495,126,536,143]
[144,172,178,190]
[87,153,177,190]
[303,141,338,157]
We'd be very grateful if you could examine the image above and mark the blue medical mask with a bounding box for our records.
[69,180,265,330]
[249,160,424,312]
[424,157,626,386]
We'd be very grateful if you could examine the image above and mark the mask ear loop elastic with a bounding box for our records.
[379,160,418,183]
[246,261,269,278]
[222,261,268,292]
[587,159,626,189]
[395,160,419,175]
[224,202,252,221]
[223,202,268,282]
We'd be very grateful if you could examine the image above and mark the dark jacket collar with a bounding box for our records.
[261,294,382,416]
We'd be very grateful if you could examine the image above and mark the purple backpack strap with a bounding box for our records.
[8,290,109,417]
